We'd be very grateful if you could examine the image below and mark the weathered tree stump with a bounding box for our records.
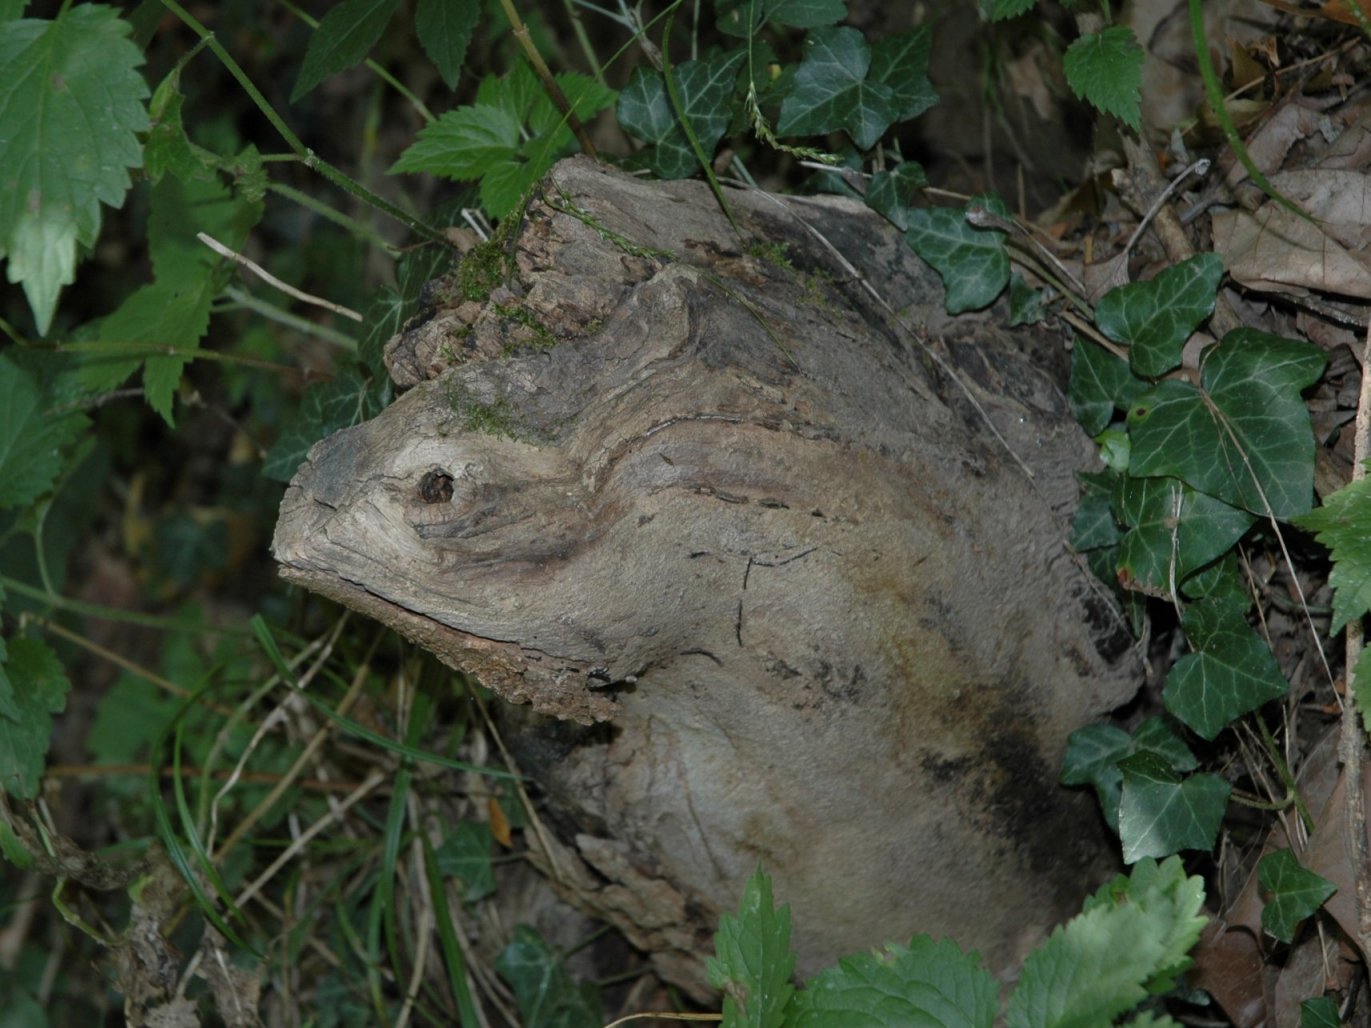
[273,156,1140,994]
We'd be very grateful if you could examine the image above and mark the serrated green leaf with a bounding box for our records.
[1114,477,1255,595]
[789,936,995,1028]
[391,63,614,218]
[1116,855,1208,990]
[707,867,795,1028]
[1164,595,1288,740]
[496,924,601,1028]
[0,356,88,512]
[777,27,897,150]
[1127,329,1325,517]
[984,0,1036,20]
[767,0,847,27]
[905,197,1010,313]
[1258,849,1335,943]
[1095,254,1224,378]
[1292,475,1371,633]
[0,637,70,800]
[0,5,149,334]
[1118,752,1229,862]
[436,820,496,902]
[291,0,399,102]
[263,365,378,482]
[415,0,480,91]
[1070,334,1142,437]
[1301,995,1342,1027]
[145,67,216,183]
[617,51,745,180]
[1062,26,1144,131]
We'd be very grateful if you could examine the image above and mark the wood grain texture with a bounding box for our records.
[274,156,1140,993]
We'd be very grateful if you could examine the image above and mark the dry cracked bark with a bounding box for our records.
[273,156,1141,994]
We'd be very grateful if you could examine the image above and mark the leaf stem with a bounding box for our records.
[158,0,449,245]
[497,0,599,157]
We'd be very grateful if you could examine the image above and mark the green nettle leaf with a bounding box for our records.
[495,925,601,1028]
[1095,254,1224,378]
[1300,995,1342,1027]
[1292,475,1371,633]
[1069,338,1149,436]
[1258,849,1336,943]
[1113,477,1255,595]
[291,0,399,102]
[777,27,897,150]
[789,936,995,1028]
[0,5,149,334]
[767,0,848,27]
[1062,26,1145,131]
[0,637,71,800]
[617,50,746,180]
[905,196,1010,313]
[391,62,615,218]
[1127,329,1325,517]
[984,0,1036,21]
[1062,717,1195,833]
[1006,874,1177,1025]
[415,0,480,91]
[1117,751,1230,863]
[1164,595,1288,740]
[145,68,216,183]
[706,868,796,1028]
[0,356,89,511]
[865,162,927,230]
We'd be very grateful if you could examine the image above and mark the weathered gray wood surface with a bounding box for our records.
[274,156,1139,993]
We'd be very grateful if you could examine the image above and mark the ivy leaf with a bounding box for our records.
[1095,254,1224,378]
[1291,475,1371,633]
[263,365,380,483]
[1005,856,1204,1028]
[1062,26,1145,131]
[777,27,897,150]
[1118,751,1230,862]
[1113,477,1255,595]
[495,925,601,1028]
[766,0,847,27]
[617,50,746,179]
[1070,471,1122,552]
[1165,595,1288,740]
[0,356,89,512]
[0,5,149,334]
[905,196,1010,313]
[1258,849,1336,943]
[865,162,927,230]
[789,936,995,1028]
[0,637,71,800]
[1061,716,1195,834]
[1301,996,1342,1027]
[436,821,496,902]
[1069,337,1148,436]
[707,867,795,1028]
[415,0,480,91]
[869,26,938,125]
[1127,329,1325,518]
[291,0,399,102]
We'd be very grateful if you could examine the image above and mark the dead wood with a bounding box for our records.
[273,156,1141,994]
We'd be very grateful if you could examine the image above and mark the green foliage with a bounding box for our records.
[1292,474,1371,633]
[0,357,89,512]
[495,925,602,1028]
[1258,850,1336,943]
[1117,752,1229,864]
[292,0,399,102]
[0,4,149,334]
[414,0,481,90]
[619,51,747,179]
[707,862,1205,1027]
[708,867,797,1027]
[904,195,1011,313]
[435,820,496,902]
[1094,255,1223,378]
[0,637,70,799]
[1301,996,1342,1026]
[1061,717,1195,835]
[390,60,615,218]
[1061,27,1145,131]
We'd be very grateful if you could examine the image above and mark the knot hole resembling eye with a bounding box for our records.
[417,469,455,504]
